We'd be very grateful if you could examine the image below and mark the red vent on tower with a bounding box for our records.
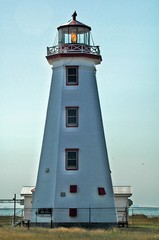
[69,208,77,217]
[98,187,106,195]
[70,185,77,193]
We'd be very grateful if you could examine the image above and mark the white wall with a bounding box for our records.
[31,57,117,224]
[24,196,32,220]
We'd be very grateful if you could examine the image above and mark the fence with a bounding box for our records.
[0,206,159,228]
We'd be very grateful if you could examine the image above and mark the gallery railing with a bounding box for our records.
[47,44,100,56]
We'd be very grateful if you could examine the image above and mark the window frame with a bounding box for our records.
[66,106,79,127]
[65,148,79,170]
[66,66,78,86]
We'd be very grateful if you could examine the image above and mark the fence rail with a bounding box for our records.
[0,207,159,227]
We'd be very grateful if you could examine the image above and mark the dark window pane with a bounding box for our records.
[68,152,76,159]
[68,117,76,124]
[68,68,76,75]
[68,76,76,83]
[68,109,76,116]
[68,160,76,167]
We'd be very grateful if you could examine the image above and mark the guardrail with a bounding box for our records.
[0,207,159,228]
[47,44,100,56]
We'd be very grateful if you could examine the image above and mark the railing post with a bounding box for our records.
[51,208,53,228]
[89,207,91,223]
[13,194,16,226]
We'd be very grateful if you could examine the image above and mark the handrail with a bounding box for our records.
[0,199,21,203]
[47,44,100,56]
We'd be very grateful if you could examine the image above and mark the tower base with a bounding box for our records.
[31,222,117,229]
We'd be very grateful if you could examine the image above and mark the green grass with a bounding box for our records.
[129,214,159,229]
[0,227,159,240]
[0,215,159,240]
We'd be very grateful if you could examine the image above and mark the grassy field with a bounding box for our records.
[0,215,159,240]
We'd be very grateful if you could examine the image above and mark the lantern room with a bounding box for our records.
[57,11,91,45]
[46,12,102,65]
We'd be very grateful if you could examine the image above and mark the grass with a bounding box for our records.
[0,227,159,240]
[129,214,159,230]
[0,215,159,240]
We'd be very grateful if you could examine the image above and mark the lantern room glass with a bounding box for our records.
[58,27,90,45]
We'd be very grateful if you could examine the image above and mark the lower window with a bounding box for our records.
[65,149,79,170]
[66,107,79,127]
[38,208,52,215]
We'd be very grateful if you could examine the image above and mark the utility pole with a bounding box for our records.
[13,194,16,226]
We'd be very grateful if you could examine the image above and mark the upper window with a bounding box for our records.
[66,107,78,127]
[66,66,78,85]
[65,149,78,170]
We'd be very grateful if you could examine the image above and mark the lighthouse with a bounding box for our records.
[31,12,117,227]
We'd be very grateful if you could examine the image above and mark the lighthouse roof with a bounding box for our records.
[57,11,91,32]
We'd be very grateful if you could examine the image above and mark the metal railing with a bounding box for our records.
[47,44,100,56]
[0,207,159,228]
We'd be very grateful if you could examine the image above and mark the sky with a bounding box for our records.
[0,0,159,206]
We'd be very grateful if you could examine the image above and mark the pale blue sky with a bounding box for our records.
[0,0,159,206]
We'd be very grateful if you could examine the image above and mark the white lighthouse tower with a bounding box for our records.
[31,12,117,227]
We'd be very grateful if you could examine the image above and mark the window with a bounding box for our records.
[69,208,77,217]
[65,149,78,170]
[66,107,78,127]
[66,66,78,85]
[60,192,66,197]
[98,187,106,195]
[38,208,52,215]
[70,185,77,193]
